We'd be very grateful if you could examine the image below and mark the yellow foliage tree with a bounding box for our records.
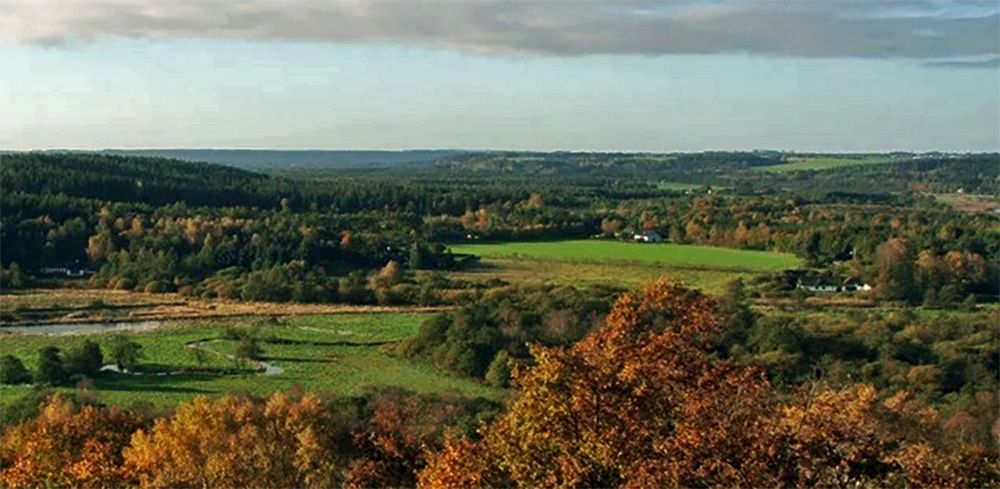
[123,393,344,489]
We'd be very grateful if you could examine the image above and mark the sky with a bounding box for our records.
[2,0,998,152]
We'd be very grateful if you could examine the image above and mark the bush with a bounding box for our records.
[235,337,263,361]
[111,276,137,291]
[0,355,32,385]
[143,280,171,293]
[0,263,25,289]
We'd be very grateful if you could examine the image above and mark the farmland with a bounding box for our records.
[450,240,802,273]
[757,156,898,173]
[0,312,498,412]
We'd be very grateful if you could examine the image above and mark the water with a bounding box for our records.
[0,320,164,336]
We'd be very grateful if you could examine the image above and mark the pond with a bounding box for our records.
[0,320,164,336]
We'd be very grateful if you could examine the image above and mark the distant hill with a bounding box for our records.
[99,149,465,171]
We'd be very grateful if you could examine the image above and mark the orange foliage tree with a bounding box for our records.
[0,396,145,489]
[419,278,999,488]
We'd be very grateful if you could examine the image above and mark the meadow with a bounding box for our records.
[757,156,898,173]
[655,181,707,191]
[0,288,443,326]
[450,240,802,273]
[0,312,498,411]
[449,257,755,294]
[932,192,1000,214]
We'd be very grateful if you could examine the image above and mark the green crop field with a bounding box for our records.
[0,313,498,412]
[757,156,898,173]
[450,240,802,273]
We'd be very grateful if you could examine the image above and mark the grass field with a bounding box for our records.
[449,258,755,294]
[450,240,801,273]
[0,312,498,411]
[655,181,707,191]
[757,156,898,173]
[933,193,1000,214]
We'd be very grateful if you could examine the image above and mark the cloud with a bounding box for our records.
[923,55,1000,68]
[2,0,998,61]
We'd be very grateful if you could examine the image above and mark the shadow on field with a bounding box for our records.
[261,356,332,364]
[92,375,212,394]
[262,338,393,347]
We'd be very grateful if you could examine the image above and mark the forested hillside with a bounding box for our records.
[101,149,463,170]
[2,151,997,305]
[1,150,997,488]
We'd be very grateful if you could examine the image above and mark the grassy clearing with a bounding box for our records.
[449,258,753,295]
[933,193,1000,214]
[757,156,897,173]
[655,181,705,191]
[450,240,801,273]
[0,313,497,411]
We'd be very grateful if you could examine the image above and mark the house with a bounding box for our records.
[633,231,663,243]
[797,280,872,294]
[39,267,95,277]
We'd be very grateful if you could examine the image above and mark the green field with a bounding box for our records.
[450,240,802,273]
[758,156,897,173]
[0,313,498,411]
[449,258,755,295]
[655,181,707,191]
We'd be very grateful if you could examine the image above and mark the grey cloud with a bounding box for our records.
[2,0,998,61]
[923,56,1000,68]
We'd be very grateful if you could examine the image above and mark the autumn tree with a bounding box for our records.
[874,237,917,302]
[419,278,999,488]
[0,396,144,489]
[123,393,345,488]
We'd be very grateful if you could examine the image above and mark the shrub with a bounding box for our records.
[143,280,171,293]
[235,337,263,362]
[111,276,136,291]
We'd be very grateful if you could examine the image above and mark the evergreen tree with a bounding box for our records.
[35,347,67,385]
[0,355,31,384]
